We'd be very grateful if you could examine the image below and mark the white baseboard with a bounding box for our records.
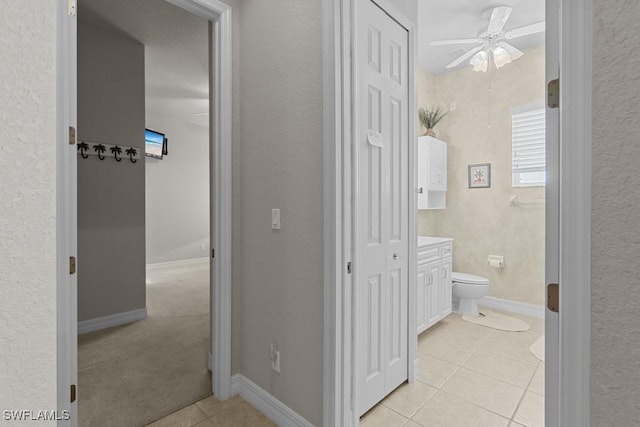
[78,308,147,335]
[146,257,208,270]
[479,296,545,319]
[231,374,313,427]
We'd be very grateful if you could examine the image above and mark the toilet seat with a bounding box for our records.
[452,272,489,285]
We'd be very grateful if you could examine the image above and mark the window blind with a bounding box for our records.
[512,107,546,186]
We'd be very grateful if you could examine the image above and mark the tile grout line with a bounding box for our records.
[427,327,528,424]
[509,360,541,424]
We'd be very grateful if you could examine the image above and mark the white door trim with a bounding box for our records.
[323,0,592,425]
[56,1,233,424]
[323,0,416,424]
[557,0,591,425]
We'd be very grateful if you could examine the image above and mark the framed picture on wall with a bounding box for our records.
[468,163,491,188]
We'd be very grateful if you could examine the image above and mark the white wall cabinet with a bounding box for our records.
[417,237,453,335]
[417,136,447,209]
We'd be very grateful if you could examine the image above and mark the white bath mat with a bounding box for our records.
[461,310,530,332]
[530,335,545,362]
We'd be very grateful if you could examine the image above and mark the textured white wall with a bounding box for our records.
[0,0,58,413]
[591,0,640,424]
[417,45,546,305]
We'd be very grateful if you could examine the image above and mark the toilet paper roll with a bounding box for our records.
[488,255,504,268]
[488,258,503,268]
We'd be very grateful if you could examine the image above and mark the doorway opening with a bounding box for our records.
[56,0,232,425]
[377,1,547,425]
[320,0,576,424]
[75,1,211,424]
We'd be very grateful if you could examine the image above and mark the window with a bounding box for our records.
[511,106,546,187]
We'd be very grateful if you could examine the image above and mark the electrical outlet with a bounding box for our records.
[270,343,280,373]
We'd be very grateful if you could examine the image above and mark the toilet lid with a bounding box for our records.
[452,272,489,285]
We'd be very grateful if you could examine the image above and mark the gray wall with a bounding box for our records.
[145,112,209,264]
[591,0,640,424]
[77,14,146,322]
[0,0,58,410]
[234,1,324,424]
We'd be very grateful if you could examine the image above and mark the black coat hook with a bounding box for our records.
[77,142,89,159]
[110,145,122,162]
[94,144,106,160]
[126,147,137,163]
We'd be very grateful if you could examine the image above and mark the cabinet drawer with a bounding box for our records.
[417,245,440,263]
[442,242,452,257]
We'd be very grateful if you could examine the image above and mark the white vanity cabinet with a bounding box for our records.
[417,236,453,334]
[417,136,447,209]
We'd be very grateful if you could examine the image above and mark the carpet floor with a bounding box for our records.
[78,260,211,427]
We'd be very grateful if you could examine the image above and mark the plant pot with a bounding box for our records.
[424,128,436,137]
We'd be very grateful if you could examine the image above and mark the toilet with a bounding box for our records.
[451,272,490,317]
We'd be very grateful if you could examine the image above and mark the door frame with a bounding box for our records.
[322,0,592,426]
[323,0,416,424]
[56,0,233,424]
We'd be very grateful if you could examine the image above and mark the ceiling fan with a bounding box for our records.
[430,6,545,72]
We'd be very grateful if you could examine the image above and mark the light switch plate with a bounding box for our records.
[272,209,280,230]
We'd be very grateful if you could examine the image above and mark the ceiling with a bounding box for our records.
[80,0,209,125]
[419,0,545,75]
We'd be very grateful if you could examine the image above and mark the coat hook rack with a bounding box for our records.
[77,140,142,163]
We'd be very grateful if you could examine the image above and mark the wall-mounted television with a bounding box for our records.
[145,128,165,159]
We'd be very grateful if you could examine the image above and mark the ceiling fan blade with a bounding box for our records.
[504,21,545,39]
[497,41,524,60]
[487,6,513,34]
[446,45,483,69]
[431,38,483,46]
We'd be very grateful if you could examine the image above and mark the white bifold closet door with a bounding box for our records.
[356,0,410,416]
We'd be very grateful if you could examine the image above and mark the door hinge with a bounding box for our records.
[547,283,559,313]
[70,384,76,403]
[548,79,560,109]
[69,256,76,275]
[68,0,76,16]
[346,262,352,274]
[211,249,215,258]
[69,126,76,145]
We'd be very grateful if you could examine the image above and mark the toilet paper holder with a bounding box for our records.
[488,255,504,268]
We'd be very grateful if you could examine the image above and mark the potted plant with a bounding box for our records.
[418,106,448,137]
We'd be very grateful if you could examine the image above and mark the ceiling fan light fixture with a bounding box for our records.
[492,46,512,69]
[470,50,488,72]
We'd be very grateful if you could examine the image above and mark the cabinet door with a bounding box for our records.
[428,139,447,191]
[441,257,452,316]
[417,264,427,333]
[426,260,441,326]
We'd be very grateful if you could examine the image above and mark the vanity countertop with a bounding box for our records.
[417,235,454,248]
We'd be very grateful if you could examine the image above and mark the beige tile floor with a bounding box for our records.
[146,395,276,427]
[361,310,545,427]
